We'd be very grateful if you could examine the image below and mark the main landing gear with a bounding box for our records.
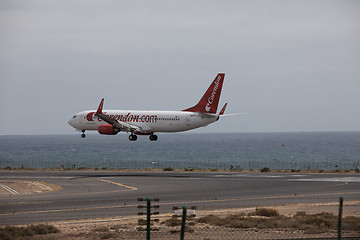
[81,130,86,138]
[149,134,158,141]
[128,133,158,141]
[129,134,137,141]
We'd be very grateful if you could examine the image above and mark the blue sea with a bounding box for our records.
[0,132,359,170]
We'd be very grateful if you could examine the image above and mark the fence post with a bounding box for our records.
[146,198,151,240]
[338,196,344,240]
[180,205,187,240]
[138,198,160,240]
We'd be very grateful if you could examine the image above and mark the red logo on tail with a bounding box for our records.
[205,75,222,112]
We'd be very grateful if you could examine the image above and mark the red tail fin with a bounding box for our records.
[183,73,225,114]
[95,98,104,115]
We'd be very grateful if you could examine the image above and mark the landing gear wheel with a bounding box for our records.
[149,134,158,141]
[81,130,86,138]
[129,134,137,141]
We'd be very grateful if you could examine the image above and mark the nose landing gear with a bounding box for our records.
[149,134,158,141]
[81,130,86,138]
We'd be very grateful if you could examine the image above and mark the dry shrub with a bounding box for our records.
[163,167,174,171]
[295,211,306,217]
[92,226,109,232]
[110,224,122,230]
[31,224,59,235]
[100,232,116,239]
[301,225,328,234]
[295,212,337,228]
[0,224,59,239]
[197,214,223,225]
[162,217,182,226]
[343,216,360,231]
[223,218,256,228]
[195,211,360,233]
[197,213,290,229]
[215,214,254,228]
[255,208,279,217]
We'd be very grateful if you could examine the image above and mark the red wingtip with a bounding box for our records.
[96,98,104,115]
[219,103,227,115]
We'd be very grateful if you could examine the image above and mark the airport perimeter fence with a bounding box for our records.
[119,197,360,240]
[121,228,359,240]
[2,158,360,172]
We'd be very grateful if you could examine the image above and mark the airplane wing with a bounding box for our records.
[95,98,143,133]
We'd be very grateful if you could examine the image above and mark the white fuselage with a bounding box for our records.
[68,110,218,134]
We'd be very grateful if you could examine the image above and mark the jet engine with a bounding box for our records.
[98,124,120,135]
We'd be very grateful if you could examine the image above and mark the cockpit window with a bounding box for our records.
[73,115,76,118]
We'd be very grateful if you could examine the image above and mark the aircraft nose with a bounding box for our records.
[68,116,76,128]
[68,119,74,127]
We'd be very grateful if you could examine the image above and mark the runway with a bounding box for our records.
[0,171,359,225]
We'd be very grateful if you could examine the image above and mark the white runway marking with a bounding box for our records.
[24,181,53,191]
[0,184,19,195]
[290,177,360,183]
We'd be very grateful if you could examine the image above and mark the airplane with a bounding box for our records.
[68,73,232,141]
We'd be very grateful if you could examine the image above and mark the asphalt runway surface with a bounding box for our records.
[0,171,359,225]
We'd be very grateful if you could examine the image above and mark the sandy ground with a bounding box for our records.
[0,180,60,195]
[41,201,359,239]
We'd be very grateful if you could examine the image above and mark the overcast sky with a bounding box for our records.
[0,0,359,135]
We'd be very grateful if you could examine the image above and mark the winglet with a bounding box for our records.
[219,103,227,115]
[95,98,104,116]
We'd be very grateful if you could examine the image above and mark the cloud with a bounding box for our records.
[0,0,359,134]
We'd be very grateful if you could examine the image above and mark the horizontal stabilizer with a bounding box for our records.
[219,113,247,117]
